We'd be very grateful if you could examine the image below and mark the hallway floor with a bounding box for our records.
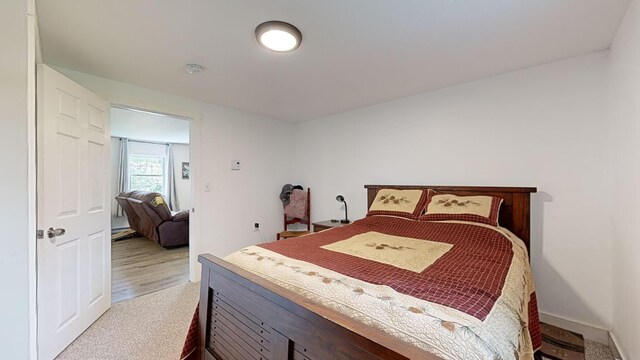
[112,237,189,304]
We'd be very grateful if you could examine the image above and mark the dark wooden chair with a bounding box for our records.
[277,188,310,240]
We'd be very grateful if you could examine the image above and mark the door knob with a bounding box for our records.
[47,227,66,240]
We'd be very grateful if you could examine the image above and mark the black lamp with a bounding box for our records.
[336,195,350,224]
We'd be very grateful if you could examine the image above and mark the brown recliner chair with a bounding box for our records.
[116,191,189,247]
[115,191,140,231]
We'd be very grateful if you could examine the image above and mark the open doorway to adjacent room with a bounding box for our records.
[110,106,192,304]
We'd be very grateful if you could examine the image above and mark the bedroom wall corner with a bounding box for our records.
[606,0,640,358]
[293,52,614,333]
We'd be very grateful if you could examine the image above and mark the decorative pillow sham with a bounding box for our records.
[419,190,503,226]
[367,189,428,220]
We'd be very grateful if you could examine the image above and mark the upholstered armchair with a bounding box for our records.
[116,191,189,247]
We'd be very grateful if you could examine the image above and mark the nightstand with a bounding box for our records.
[312,220,348,232]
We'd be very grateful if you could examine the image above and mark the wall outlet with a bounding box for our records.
[254,223,260,231]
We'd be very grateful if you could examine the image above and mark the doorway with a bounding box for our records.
[109,106,192,304]
[36,65,202,359]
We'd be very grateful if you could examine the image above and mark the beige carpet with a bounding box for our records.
[584,340,615,360]
[56,282,199,360]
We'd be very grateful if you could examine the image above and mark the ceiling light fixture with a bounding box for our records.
[255,21,302,53]
[184,64,204,74]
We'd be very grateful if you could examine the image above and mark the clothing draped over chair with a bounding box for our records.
[278,187,311,240]
[284,189,308,219]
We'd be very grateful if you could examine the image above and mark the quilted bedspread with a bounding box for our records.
[225,216,541,360]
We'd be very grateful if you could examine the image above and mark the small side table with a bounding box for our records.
[312,220,348,232]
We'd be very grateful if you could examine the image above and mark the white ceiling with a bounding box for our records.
[111,107,190,144]
[37,0,630,122]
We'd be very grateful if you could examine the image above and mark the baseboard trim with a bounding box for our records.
[608,332,626,360]
[538,312,609,344]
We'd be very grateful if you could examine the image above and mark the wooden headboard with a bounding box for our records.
[365,185,537,253]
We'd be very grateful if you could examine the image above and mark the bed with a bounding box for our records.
[188,185,539,360]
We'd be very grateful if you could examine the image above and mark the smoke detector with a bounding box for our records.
[184,64,204,74]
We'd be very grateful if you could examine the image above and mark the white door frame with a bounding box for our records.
[27,4,39,359]
[110,102,202,282]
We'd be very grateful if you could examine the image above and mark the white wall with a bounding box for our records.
[607,1,640,357]
[0,0,35,358]
[56,68,295,278]
[294,52,613,330]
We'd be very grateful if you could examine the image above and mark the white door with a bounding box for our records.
[36,65,111,360]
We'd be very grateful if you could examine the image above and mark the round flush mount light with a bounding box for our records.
[184,64,204,74]
[255,21,302,53]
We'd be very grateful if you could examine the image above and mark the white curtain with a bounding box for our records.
[166,144,180,211]
[115,138,130,217]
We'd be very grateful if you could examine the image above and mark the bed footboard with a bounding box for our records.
[197,254,441,360]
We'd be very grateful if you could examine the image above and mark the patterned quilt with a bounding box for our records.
[225,216,541,360]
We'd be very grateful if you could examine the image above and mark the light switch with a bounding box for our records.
[231,160,241,170]
[204,183,211,192]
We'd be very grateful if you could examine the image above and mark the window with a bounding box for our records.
[129,155,166,194]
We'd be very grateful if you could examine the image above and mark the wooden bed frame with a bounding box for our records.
[197,185,537,360]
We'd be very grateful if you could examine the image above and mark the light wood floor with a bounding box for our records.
[111,237,189,304]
